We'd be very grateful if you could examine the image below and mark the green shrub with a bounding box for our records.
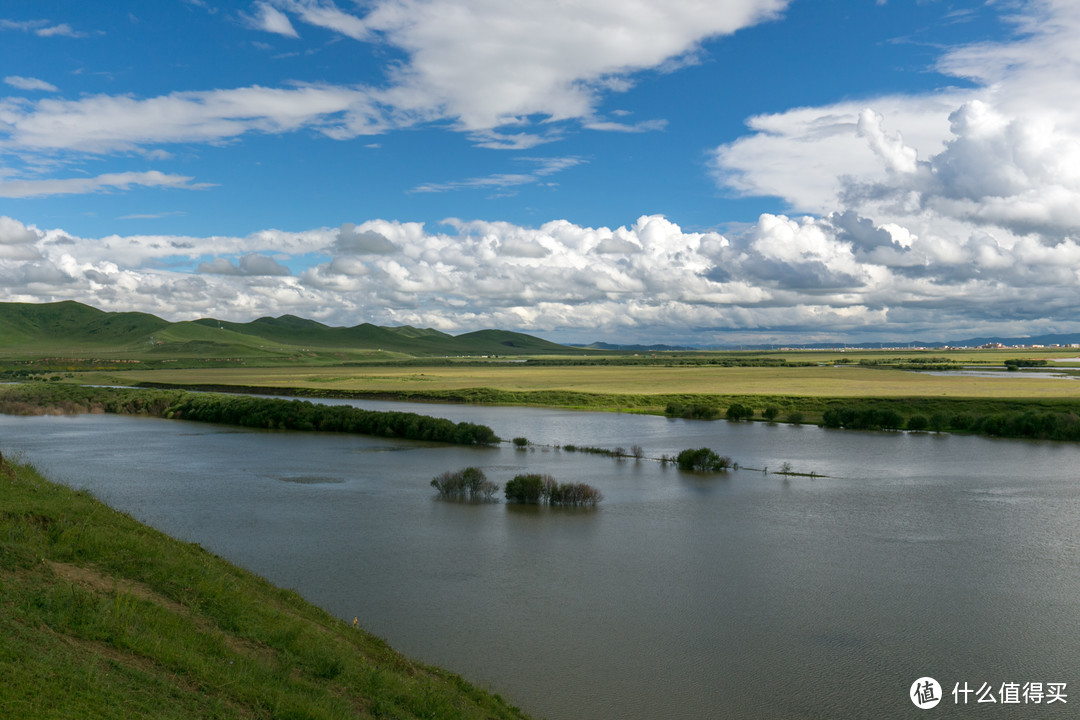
[906,415,929,432]
[504,474,549,504]
[664,402,720,420]
[675,448,732,472]
[503,474,602,506]
[725,403,752,421]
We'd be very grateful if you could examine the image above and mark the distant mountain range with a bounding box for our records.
[578,333,1080,351]
[694,333,1080,351]
[2,300,1076,358]
[0,301,573,358]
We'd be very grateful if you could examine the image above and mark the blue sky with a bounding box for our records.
[2,0,1079,345]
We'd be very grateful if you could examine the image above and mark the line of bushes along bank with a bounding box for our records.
[0,383,499,445]
[667,398,1080,442]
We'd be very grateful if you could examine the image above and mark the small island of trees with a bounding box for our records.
[505,474,603,507]
[430,467,500,501]
[675,448,733,472]
[432,469,603,507]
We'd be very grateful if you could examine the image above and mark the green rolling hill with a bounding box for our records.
[0,300,573,359]
[0,300,170,352]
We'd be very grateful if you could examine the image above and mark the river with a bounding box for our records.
[2,401,1078,719]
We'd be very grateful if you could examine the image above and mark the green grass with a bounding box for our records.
[0,459,532,720]
[0,300,576,363]
[69,361,1080,406]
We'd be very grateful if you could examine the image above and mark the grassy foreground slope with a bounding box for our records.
[0,459,531,720]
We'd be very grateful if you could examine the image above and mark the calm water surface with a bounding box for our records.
[2,401,1079,719]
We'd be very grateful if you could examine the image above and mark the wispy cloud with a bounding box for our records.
[0,171,212,199]
[118,210,187,220]
[411,157,584,193]
[584,118,668,133]
[0,84,387,153]
[241,2,299,38]
[0,18,86,38]
[2,1,791,163]
[268,0,371,41]
[4,76,58,92]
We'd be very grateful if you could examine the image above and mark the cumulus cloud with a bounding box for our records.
[0,216,43,260]
[706,0,1080,342]
[716,1,1080,236]
[197,253,292,276]
[4,210,1080,342]
[332,224,399,254]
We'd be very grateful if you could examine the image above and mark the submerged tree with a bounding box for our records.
[504,474,550,504]
[504,473,602,507]
[431,467,499,501]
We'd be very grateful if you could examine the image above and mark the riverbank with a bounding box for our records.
[0,383,499,445]
[0,458,532,719]
[130,380,1080,442]
[6,377,1080,442]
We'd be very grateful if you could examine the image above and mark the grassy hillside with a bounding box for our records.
[0,300,573,361]
[0,457,532,720]
[0,300,169,353]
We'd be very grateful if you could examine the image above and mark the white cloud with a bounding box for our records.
[4,76,58,92]
[197,253,292,276]
[243,2,299,37]
[269,0,371,41]
[2,1,789,164]
[356,0,789,133]
[0,216,43,260]
[584,118,667,133]
[708,0,1080,336]
[33,23,83,38]
[0,216,43,245]
[712,92,960,214]
[0,85,386,154]
[5,211,1080,342]
[0,19,85,38]
[411,156,583,193]
[0,171,211,199]
[332,223,399,254]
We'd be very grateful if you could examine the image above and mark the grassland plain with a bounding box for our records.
[70,361,1080,410]
[0,459,533,720]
